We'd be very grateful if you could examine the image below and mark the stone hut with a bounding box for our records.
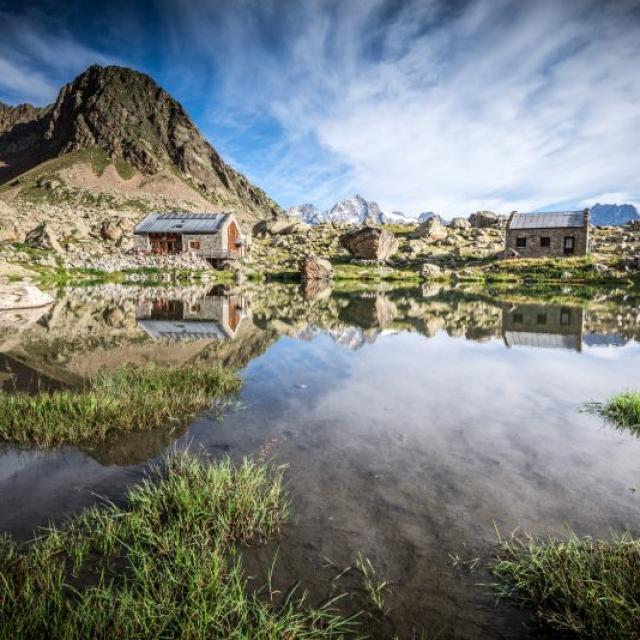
[505,209,589,258]
[133,212,245,266]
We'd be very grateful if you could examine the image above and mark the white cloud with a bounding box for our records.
[160,0,640,215]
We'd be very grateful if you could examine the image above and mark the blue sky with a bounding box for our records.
[1,0,639,217]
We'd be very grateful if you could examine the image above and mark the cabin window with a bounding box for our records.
[563,236,575,255]
[536,313,547,325]
[516,237,526,248]
[540,237,550,247]
[560,308,572,326]
[512,313,523,324]
[189,241,201,251]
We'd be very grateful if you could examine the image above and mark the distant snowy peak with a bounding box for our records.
[286,203,320,224]
[325,195,382,224]
[288,195,417,225]
[417,211,446,224]
[590,203,639,226]
[380,210,413,224]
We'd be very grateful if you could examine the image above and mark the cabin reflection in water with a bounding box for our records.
[136,293,248,341]
[502,304,584,351]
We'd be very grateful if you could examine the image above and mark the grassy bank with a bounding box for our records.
[492,531,640,639]
[0,364,240,447]
[0,451,355,638]
[586,391,640,435]
[36,264,233,287]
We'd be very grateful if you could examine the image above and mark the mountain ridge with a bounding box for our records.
[287,197,640,227]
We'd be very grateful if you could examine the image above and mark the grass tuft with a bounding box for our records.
[0,451,356,638]
[585,391,640,435]
[492,531,640,639]
[0,364,240,447]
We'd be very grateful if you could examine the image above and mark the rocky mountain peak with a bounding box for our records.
[0,64,280,220]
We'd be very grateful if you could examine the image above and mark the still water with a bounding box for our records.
[1,282,639,638]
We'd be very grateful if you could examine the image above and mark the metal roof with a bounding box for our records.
[137,320,229,341]
[134,212,230,235]
[504,331,580,350]
[508,211,585,230]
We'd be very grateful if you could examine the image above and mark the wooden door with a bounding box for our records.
[228,222,239,253]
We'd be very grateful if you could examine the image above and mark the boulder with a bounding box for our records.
[24,223,63,253]
[0,222,19,244]
[0,284,55,310]
[300,254,333,281]
[100,221,123,242]
[409,217,448,241]
[448,217,471,230]
[469,211,499,228]
[253,217,306,236]
[280,219,311,235]
[339,226,399,260]
[420,263,443,278]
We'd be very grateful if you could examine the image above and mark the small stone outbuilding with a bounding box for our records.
[134,212,245,266]
[505,210,589,258]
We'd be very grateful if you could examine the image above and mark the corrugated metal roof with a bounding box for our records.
[137,320,229,340]
[134,212,230,235]
[509,211,585,230]
[504,331,580,350]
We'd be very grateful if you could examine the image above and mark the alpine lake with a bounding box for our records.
[1,279,639,639]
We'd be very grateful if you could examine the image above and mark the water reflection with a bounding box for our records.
[502,304,584,351]
[1,282,640,637]
[136,291,249,340]
[0,283,638,394]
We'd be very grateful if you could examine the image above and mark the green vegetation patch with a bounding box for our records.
[0,451,355,638]
[113,157,137,179]
[492,531,640,640]
[0,364,240,447]
[90,147,111,176]
[585,391,640,435]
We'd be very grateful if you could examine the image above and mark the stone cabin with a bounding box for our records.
[133,212,246,266]
[504,209,590,258]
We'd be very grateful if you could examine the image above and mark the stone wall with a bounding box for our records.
[182,233,225,258]
[505,225,589,258]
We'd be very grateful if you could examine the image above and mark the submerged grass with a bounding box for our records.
[585,391,640,435]
[492,531,640,639]
[0,451,357,639]
[0,364,240,447]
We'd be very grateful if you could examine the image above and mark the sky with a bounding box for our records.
[0,0,639,217]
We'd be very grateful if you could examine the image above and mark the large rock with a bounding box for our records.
[339,226,399,260]
[469,211,498,228]
[253,217,307,236]
[100,220,123,242]
[409,217,448,241]
[24,223,63,253]
[448,217,471,230]
[300,254,333,281]
[0,284,55,310]
[420,262,443,278]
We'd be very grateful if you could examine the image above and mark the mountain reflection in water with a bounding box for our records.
[0,282,639,638]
